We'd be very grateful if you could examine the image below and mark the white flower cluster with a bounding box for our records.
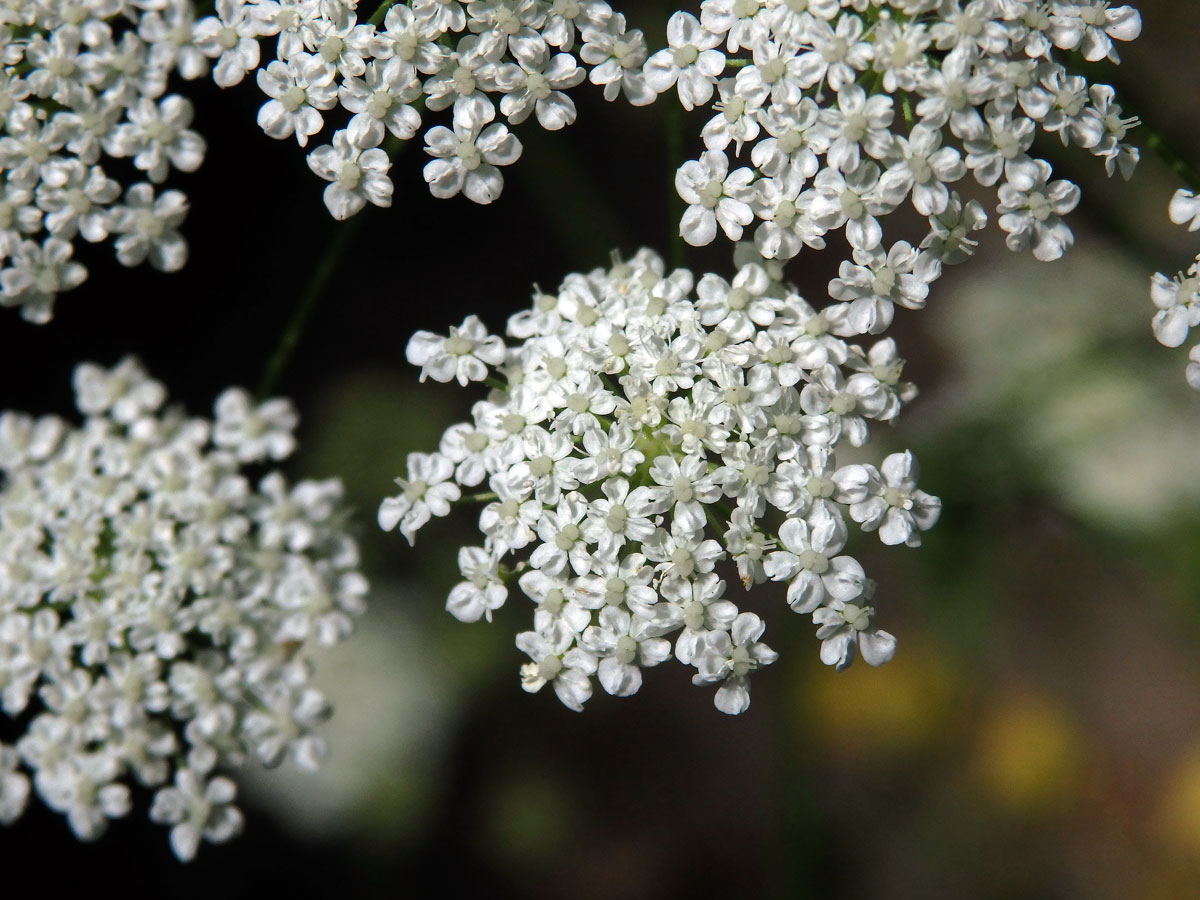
[379,248,940,715]
[0,358,367,861]
[640,0,1141,336]
[0,0,662,320]
[190,0,657,217]
[2,1,1145,323]
[1151,188,1200,390]
[0,1,207,324]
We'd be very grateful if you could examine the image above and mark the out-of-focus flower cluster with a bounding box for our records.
[0,0,202,324]
[379,248,940,715]
[641,0,1140,337]
[0,358,367,861]
[1150,188,1200,390]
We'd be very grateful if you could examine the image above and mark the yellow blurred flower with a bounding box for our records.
[1153,742,1200,863]
[797,635,959,761]
[972,690,1088,817]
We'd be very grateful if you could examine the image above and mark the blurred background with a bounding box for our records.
[3,0,1200,897]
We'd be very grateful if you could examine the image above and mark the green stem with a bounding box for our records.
[256,216,361,399]
[1141,126,1200,194]
[454,491,499,506]
[257,135,408,399]
[901,92,915,132]
[1070,59,1200,193]
[368,0,398,26]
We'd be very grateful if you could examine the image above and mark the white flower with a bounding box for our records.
[307,120,394,220]
[499,49,585,129]
[0,237,88,323]
[1150,258,1200,349]
[423,96,523,204]
[813,600,895,671]
[890,123,966,216]
[255,54,339,147]
[446,546,508,622]
[996,159,1080,261]
[763,506,864,614]
[73,357,165,422]
[827,242,942,335]
[36,750,132,840]
[529,492,592,576]
[793,13,873,91]
[109,95,206,183]
[520,568,591,644]
[1169,189,1200,233]
[724,509,774,590]
[842,451,942,547]
[701,0,771,52]
[340,57,424,145]
[139,1,210,81]
[821,84,896,174]
[662,570,737,665]
[1048,2,1141,62]
[35,160,120,243]
[406,314,507,385]
[691,612,778,714]
[581,476,659,557]
[516,633,596,711]
[964,106,1037,187]
[24,26,88,106]
[0,744,29,824]
[378,452,461,544]
[111,183,189,272]
[642,11,725,111]
[676,150,755,246]
[370,4,444,71]
[193,0,262,88]
[149,769,243,862]
[1187,345,1200,392]
[212,389,298,463]
[643,453,723,534]
[921,193,988,265]
[579,13,654,106]
[582,606,671,698]
[808,162,904,252]
[478,474,541,553]
[696,262,779,341]
[701,75,765,153]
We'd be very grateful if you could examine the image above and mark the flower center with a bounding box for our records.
[367,90,395,118]
[615,635,638,665]
[281,85,308,112]
[699,179,724,209]
[320,35,344,62]
[806,475,835,498]
[337,161,362,188]
[839,189,864,219]
[555,523,580,549]
[673,45,698,67]
[798,549,828,574]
